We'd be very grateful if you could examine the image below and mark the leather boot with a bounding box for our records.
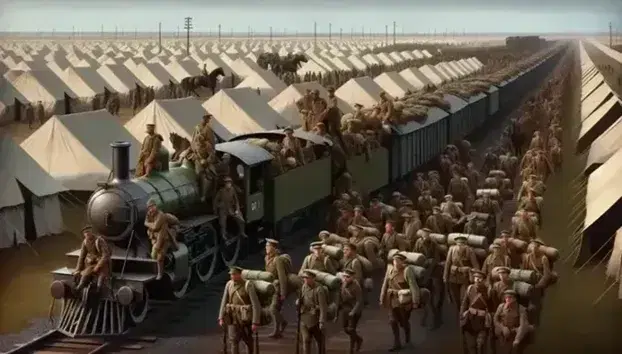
[403,322,412,346]
[355,335,363,352]
[389,322,402,352]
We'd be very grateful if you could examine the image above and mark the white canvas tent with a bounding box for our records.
[125,97,229,151]
[0,134,66,248]
[269,81,354,127]
[97,64,145,95]
[203,87,290,140]
[373,72,416,99]
[21,110,141,191]
[335,76,385,109]
[399,67,434,90]
[8,69,81,117]
[236,69,287,101]
[418,65,445,86]
[0,77,27,125]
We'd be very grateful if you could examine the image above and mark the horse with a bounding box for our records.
[169,132,191,162]
[280,54,307,74]
[180,67,226,97]
[257,53,307,76]
[257,53,280,71]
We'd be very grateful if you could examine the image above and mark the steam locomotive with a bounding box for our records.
[47,45,565,337]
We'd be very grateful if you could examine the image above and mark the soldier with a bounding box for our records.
[339,268,364,353]
[444,235,480,313]
[136,123,163,177]
[473,191,501,216]
[448,172,470,207]
[482,243,511,284]
[460,270,493,354]
[298,270,329,354]
[264,239,291,338]
[313,122,330,140]
[511,211,537,241]
[191,133,215,203]
[192,113,217,149]
[379,252,421,351]
[336,208,354,236]
[218,266,261,354]
[417,190,437,220]
[517,188,540,215]
[381,220,407,258]
[413,228,444,328]
[378,91,395,123]
[426,206,451,234]
[353,103,365,120]
[73,225,111,291]
[144,199,180,280]
[465,213,487,236]
[311,89,328,128]
[466,162,482,194]
[25,103,34,129]
[367,196,390,231]
[441,194,466,224]
[401,212,421,250]
[299,241,337,275]
[496,230,521,268]
[132,88,142,114]
[493,290,531,354]
[340,242,365,285]
[36,101,45,125]
[489,266,514,310]
[520,238,551,325]
[215,153,232,184]
[296,89,314,131]
[213,176,245,239]
[352,206,373,228]
[280,126,305,165]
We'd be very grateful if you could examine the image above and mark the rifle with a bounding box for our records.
[254,329,260,354]
[295,292,302,354]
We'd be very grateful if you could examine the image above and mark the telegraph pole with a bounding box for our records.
[101,24,103,38]
[218,24,221,43]
[385,24,388,45]
[393,21,396,45]
[329,23,332,42]
[72,26,75,39]
[115,26,118,40]
[184,17,193,56]
[361,26,364,39]
[609,22,613,48]
[340,28,342,41]
[270,26,273,43]
[158,22,162,52]
[314,22,317,46]
[177,26,180,39]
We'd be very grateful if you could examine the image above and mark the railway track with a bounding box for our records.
[4,329,157,354]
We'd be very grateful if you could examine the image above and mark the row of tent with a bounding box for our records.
[0,41,438,125]
[0,53,484,250]
[576,40,622,299]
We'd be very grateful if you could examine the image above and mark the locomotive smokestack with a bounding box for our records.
[111,141,131,181]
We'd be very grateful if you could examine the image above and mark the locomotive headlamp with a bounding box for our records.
[50,280,67,299]
[116,286,134,306]
[236,165,244,178]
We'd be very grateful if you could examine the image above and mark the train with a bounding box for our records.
[47,44,567,337]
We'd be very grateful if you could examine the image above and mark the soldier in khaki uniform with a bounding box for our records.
[136,123,163,177]
[192,113,217,150]
[340,242,365,285]
[213,177,245,239]
[144,199,180,280]
[401,212,420,250]
[339,268,364,353]
[281,126,305,165]
[296,89,314,131]
[297,270,328,354]
[378,91,394,123]
[482,243,511,284]
[381,220,407,258]
[351,206,373,228]
[36,101,45,125]
[25,103,34,129]
[460,270,492,354]
[73,225,111,291]
[444,234,480,313]
[489,266,515,310]
[414,228,444,327]
[520,239,551,325]
[493,289,531,354]
[496,230,521,268]
[218,266,261,354]
[191,133,215,203]
[379,253,421,351]
[264,238,291,338]
[299,241,337,275]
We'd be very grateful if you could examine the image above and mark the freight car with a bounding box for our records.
[47,45,566,338]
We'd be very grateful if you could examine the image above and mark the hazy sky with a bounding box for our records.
[1,0,621,33]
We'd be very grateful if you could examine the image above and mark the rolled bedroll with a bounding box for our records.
[387,249,426,266]
[491,267,538,284]
[241,269,275,283]
[356,254,374,274]
[492,237,528,252]
[307,244,343,260]
[250,279,276,297]
[448,233,489,249]
[476,189,501,198]
[307,270,342,290]
[488,170,507,178]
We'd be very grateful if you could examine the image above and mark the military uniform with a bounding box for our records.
[414,228,444,325]
[460,270,492,354]
[36,101,45,125]
[380,223,407,258]
[352,206,373,228]
[482,244,511,284]
[520,239,551,325]
[298,270,329,354]
[191,133,215,203]
[493,290,531,354]
[299,242,337,275]
[264,239,292,338]
[379,253,421,351]
[213,177,245,238]
[136,124,163,177]
[73,225,111,290]
[144,199,180,280]
[489,267,515,310]
[443,235,480,312]
[218,267,261,354]
[339,269,364,353]
[401,213,420,250]
[281,127,305,165]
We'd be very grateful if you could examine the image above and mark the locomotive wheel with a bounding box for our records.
[129,289,149,324]
[194,223,219,283]
[171,272,192,299]
[220,235,241,267]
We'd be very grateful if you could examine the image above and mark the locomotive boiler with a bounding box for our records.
[48,141,247,336]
